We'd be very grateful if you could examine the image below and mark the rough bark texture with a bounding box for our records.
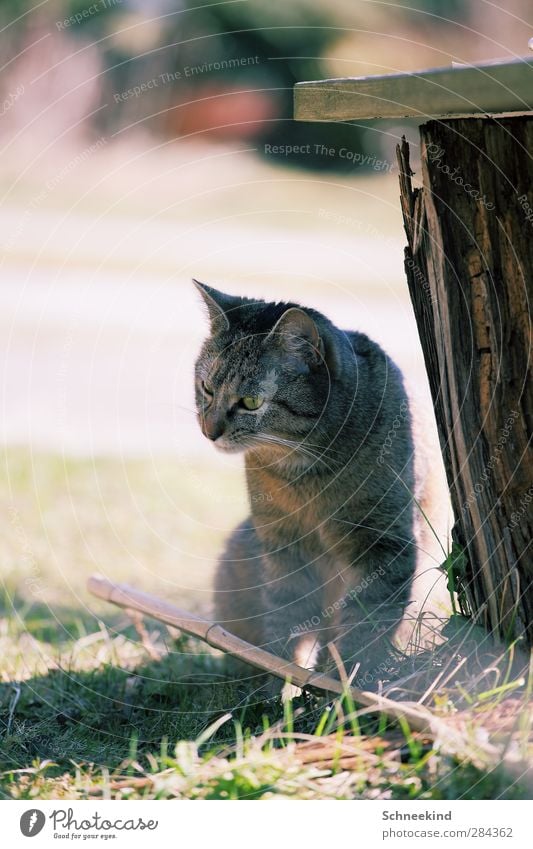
[397,118,532,646]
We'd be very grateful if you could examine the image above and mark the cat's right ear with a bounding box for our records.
[193,279,232,333]
[265,307,341,377]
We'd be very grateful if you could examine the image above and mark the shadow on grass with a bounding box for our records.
[0,591,325,796]
[0,590,531,800]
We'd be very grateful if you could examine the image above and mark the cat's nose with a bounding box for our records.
[203,415,226,441]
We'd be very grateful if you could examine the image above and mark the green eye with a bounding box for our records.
[241,395,264,411]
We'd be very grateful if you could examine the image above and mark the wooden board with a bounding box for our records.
[397,120,533,644]
[294,58,533,122]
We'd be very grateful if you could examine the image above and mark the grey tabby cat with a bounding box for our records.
[194,280,449,689]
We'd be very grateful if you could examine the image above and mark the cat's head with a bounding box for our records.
[193,280,342,454]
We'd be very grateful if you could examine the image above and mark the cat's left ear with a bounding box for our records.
[265,308,340,376]
[193,280,239,333]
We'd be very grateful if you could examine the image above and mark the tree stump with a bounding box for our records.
[397,119,533,645]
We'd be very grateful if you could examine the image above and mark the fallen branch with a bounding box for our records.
[87,573,517,764]
[88,575,448,737]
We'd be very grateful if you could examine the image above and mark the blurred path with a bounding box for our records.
[0,145,429,457]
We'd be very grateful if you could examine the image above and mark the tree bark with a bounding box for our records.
[397,118,533,646]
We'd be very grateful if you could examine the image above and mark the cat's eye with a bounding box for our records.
[201,379,213,396]
[240,395,264,411]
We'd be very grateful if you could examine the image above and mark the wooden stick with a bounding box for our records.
[86,574,467,741]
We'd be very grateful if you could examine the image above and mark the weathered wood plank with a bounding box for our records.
[397,120,533,645]
[294,58,533,121]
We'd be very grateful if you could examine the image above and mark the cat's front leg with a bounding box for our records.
[322,540,416,684]
[260,558,323,695]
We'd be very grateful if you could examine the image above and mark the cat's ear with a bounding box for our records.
[192,280,237,333]
[266,308,341,376]
[265,308,327,370]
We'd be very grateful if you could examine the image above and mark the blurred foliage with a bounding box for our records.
[0,0,470,170]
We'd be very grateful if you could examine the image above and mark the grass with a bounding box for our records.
[1,615,530,800]
[1,450,532,800]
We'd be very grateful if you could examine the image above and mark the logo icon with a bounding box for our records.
[20,809,46,837]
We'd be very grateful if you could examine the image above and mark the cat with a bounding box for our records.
[193,280,450,691]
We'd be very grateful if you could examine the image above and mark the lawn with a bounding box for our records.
[1,450,531,800]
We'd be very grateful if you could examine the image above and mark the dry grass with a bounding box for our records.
[0,450,531,800]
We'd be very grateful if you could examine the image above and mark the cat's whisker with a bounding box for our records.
[279,436,342,464]
[253,433,342,471]
[284,436,345,458]
[157,402,198,416]
[152,402,197,413]
[262,432,340,454]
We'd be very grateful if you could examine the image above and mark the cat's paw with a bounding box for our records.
[281,681,303,702]
[261,678,302,703]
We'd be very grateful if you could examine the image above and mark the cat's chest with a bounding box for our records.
[250,464,312,503]
[247,467,342,538]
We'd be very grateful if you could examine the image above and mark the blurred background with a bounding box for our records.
[0,0,530,621]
